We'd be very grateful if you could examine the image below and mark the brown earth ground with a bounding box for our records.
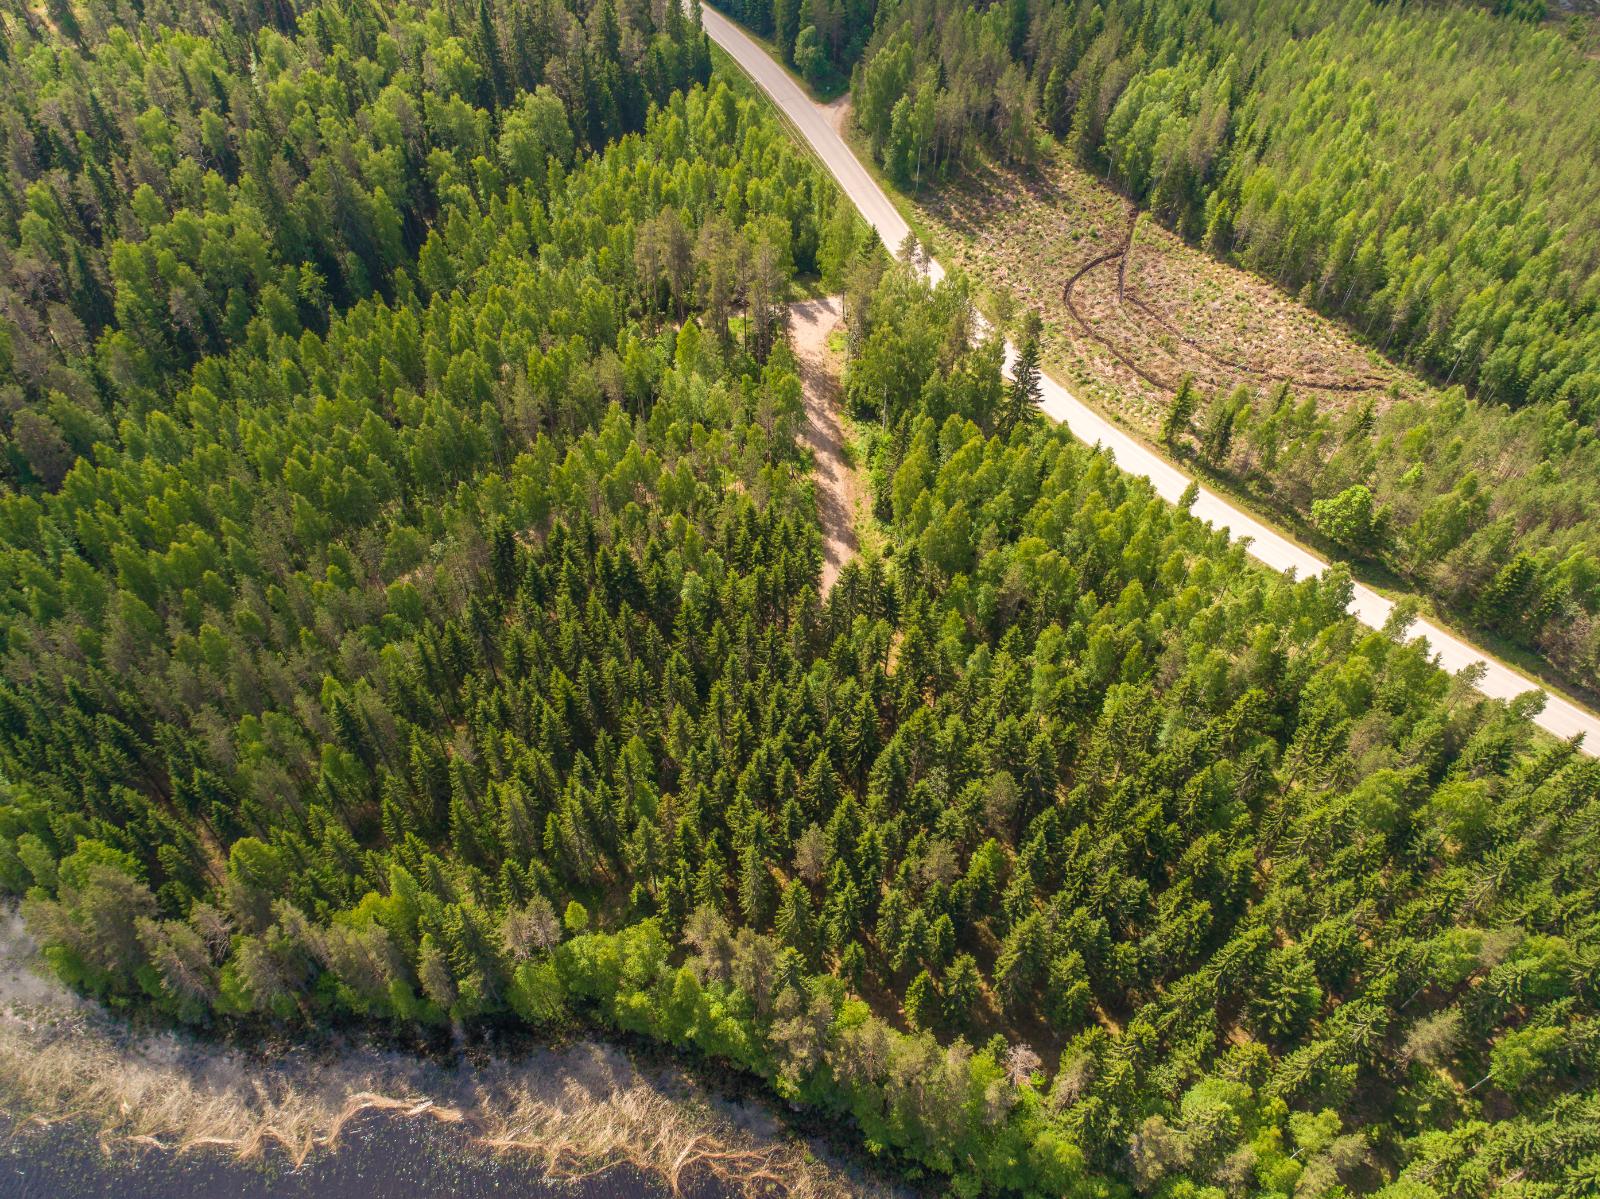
[915,148,1433,435]
[790,297,864,594]
[821,95,852,136]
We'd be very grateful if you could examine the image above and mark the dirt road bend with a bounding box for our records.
[791,297,861,594]
[703,1,1600,749]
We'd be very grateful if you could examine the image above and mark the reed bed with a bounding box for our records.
[0,915,895,1198]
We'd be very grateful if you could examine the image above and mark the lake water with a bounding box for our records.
[1,1115,703,1199]
[0,911,901,1199]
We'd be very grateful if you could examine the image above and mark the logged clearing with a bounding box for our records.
[916,151,1426,433]
[791,297,862,594]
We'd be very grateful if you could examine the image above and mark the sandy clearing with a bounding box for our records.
[821,95,851,136]
[790,297,860,594]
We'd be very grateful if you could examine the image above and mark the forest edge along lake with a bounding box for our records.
[0,911,908,1199]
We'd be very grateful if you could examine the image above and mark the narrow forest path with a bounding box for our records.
[790,296,861,594]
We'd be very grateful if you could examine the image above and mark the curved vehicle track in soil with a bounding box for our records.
[1061,206,1385,395]
[702,0,1600,750]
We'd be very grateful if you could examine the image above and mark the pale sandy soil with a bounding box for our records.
[821,96,851,136]
[789,297,861,594]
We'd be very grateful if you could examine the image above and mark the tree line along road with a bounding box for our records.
[698,0,1600,752]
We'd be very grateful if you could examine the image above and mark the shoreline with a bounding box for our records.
[0,911,905,1199]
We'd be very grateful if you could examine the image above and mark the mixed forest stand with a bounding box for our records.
[0,2,1598,1198]
[717,0,1600,700]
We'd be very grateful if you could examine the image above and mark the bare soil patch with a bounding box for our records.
[821,96,852,136]
[789,297,861,594]
[917,153,1421,434]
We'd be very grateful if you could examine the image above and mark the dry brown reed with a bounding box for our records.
[0,914,898,1199]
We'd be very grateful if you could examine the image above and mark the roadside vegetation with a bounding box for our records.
[708,0,870,93]
[819,0,1600,697]
[907,148,1600,704]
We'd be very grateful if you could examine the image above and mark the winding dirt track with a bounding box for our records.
[1061,204,1384,395]
[1060,204,1164,388]
[702,1,1600,750]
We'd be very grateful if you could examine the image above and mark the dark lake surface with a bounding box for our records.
[0,917,804,1199]
[0,1115,709,1199]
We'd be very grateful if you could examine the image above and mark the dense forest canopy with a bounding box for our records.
[791,0,1600,695]
[849,0,1600,415]
[0,0,709,490]
[2,1,1600,1198]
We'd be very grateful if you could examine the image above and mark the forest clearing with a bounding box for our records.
[790,297,863,594]
[903,147,1600,700]
[838,0,1600,698]
[917,152,1408,443]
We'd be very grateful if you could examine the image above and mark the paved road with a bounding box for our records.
[702,2,1598,751]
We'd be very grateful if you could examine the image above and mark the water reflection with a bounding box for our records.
[3,1115,706,1199]
[0,911,898,1199]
